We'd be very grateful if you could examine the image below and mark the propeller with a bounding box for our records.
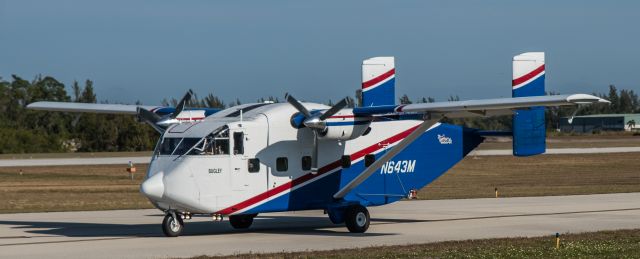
[285,93,350,173]
[170,89,194,121]
[137,89,194,133]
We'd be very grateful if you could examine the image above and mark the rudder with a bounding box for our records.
[512,52,546,156]
[362,57,395,106]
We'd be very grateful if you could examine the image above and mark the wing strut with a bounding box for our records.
[333,117,440,199]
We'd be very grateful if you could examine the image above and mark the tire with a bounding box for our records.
[162,213,184,237]
[229,214,256,229]
[345,205,370,233]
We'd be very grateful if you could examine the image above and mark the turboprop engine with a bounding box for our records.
[315,115,371,140]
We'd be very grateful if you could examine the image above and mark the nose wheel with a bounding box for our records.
[162,212,184,237]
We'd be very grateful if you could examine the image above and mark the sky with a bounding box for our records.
[1,0,639,105]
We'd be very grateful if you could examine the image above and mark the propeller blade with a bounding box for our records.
[136,107,164,133]
[285,93,312,118]
[137,107,161,123]
[171,89,193,119]
[318,97,349,121]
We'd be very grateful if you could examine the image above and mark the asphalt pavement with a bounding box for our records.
[0,193,638,258]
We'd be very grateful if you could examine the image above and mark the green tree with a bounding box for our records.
[399,94,412,104]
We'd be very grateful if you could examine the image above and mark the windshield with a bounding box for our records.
[156,137,201,155]
[156,126,230,156]
[158,137,182,155]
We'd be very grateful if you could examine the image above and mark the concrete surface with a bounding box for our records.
[2,147,639,167]
[0,193,638,258]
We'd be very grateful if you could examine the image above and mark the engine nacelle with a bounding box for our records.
[319,122,371,140]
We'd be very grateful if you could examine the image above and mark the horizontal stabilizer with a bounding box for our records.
[352,94,609,117]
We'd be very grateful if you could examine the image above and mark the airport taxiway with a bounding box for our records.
[0,193,638,258]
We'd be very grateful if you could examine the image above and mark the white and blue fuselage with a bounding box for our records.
[141,102,483,216]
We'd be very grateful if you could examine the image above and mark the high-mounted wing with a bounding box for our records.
[27,101,164,115]
[27,90,221,133]
[353,94,609,117]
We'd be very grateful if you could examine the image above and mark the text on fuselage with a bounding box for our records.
[380,160,416,174]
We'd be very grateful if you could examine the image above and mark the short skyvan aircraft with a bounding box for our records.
[28,52,608,237]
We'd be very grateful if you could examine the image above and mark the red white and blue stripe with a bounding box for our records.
[512,64,545,91]
[215,122,439,215]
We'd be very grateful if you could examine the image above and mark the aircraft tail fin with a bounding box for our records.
[362,57,396,106]
[512,52,546,156]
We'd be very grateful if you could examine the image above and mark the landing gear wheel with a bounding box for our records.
[345,205,370,233]
[229,214,257,229]
[162,213,184,237]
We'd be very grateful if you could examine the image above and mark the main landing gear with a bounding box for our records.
[229,213,257,229]
[345,205,370,233]
[328,204,371,233]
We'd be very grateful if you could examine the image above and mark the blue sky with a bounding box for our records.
[1,0,638,105]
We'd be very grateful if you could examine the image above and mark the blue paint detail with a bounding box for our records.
[353,105,397,116]
[362,78,395,106]
[153,107,220,116]
[243,123,485,214]
[513,107,546,156]
[512,74,546,156]
[513,74,545,98]
[290,113,306,128]
[325,121,370,126]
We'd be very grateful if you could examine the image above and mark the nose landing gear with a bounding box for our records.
[162,211,184,237]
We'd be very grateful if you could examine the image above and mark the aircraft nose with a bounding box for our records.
[140,172,164,201]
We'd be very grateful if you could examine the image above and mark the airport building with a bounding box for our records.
[560,113,640,133]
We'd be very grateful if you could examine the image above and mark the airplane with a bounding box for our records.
[27,52,609,237]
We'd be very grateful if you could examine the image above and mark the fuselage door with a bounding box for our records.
[230,127,268,195]
[230,130,247,190]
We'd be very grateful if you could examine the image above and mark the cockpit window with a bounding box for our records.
[158,137,182,155]
[156,126,231,156]
[174,138,201,156]
[185,126,230,156]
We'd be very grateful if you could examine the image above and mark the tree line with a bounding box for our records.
[0,75,638,154]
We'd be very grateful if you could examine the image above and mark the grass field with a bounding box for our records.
[192,229,640,258]
[1,152,638,213]
[0,151,152,160]
[0,164,153,213]
[420,152,640,200]
[477,135,640,149]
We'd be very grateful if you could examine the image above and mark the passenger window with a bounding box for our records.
[341,155,351,168]
[301,156,312,171]
[276,157,288,172]
[233,132,244,155]
[248,158,260,173]
[364,154,375,167]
